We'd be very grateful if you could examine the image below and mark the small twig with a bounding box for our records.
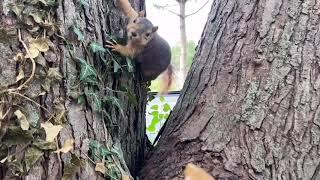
[0,107,11,120]
[82,153,95,164]
[153,4,182,17]
[154,0,210,18]
[54,138,63,177]
[103,87,125,94]
[43,29,46,38]
[14,29,36,91]
[8,91,54,117]
[185,0,210,17]
[0,143,31,163]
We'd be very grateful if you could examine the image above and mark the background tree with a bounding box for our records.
[150,41,196,91]
[171,40,196,69]
[141,0,320,179]
[154,0,209,84]
[0,0,147,179]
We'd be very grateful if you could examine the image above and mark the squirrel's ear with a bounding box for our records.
[152,26,158,32]
[138,10,145,17]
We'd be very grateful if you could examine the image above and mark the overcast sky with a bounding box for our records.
[145,0,213,46]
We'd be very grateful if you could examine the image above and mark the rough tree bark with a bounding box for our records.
[141,0,320,179]
[0,0,147,179]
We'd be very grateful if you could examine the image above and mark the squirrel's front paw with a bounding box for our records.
[105,40,121,52]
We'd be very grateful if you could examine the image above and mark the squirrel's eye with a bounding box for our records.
[133,19,137,23]
[145,33,150,37]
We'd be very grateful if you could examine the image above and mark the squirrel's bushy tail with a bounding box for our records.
[160,64,173,95]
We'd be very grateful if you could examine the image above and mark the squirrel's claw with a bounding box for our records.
[105,41,122,53]
[105,44,114,48]
[105,40,118,50]
[106,40,117,45]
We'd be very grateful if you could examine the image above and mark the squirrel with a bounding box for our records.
[106,0,173,93]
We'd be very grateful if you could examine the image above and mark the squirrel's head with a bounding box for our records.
[127,16,158,46]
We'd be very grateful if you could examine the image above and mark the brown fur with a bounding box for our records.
[106,0,173,94]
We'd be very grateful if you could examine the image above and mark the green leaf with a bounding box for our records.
[151,116,160,124]
[77,58,97,83]
[8,161,24,175]
[90,42,106,53]
[29,12,44,24]
[159,96,165,102]
[8,3,24,18]
[103,96,124,117]
[89,140,113,161]
[113,60,121,73]
[2,127,34,147]
[147,124,156,132]
[33,140,56,150]
[62,153,85,180]
[150,105,158,110]
[147,115,161,132]
[119,85,138,106]
[126,90,137,106]
[151,111,159,117]
[148,94,155,102]
[77,95,86,104]
[78,0,89,7]
[126,58,134,72]
[47,67,63,81]
[86,92,102,111]
[73,26,85,42]
[110,142,126,164]
[25,146,44,172]
[30,0,57,6]
[163,103,171,112]
[41,77,51,92]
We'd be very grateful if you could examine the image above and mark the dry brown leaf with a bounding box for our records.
[25,45,40,59]
[0,105,4,120]
[184,163,215,180]
[122,175,132,180]
[29,12,44,24]
[41,122,63,142]
[14,53,25,62]
[95,162,106,174]
[38,92,46,96]
[30,38,49,52]
[54,139,74,153]
[16,67,25,82]
[14,110,29,131]
[0,155,12,163]
[47,68,63,80]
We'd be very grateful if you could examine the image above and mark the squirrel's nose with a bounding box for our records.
[131,32,137,37]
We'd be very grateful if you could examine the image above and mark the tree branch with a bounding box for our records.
[185,0,209,18]
[153,4,182,17]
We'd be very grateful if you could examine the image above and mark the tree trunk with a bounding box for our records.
[0,0,147,179]
[141,0,320,179]
[178,0,187,84]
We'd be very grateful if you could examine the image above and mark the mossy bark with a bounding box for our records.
[0,0,147,179]
[141,0,320,179]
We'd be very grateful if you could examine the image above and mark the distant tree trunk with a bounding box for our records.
[178,0,187,83]
[0,0,147,179]
[141,0,320,179]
